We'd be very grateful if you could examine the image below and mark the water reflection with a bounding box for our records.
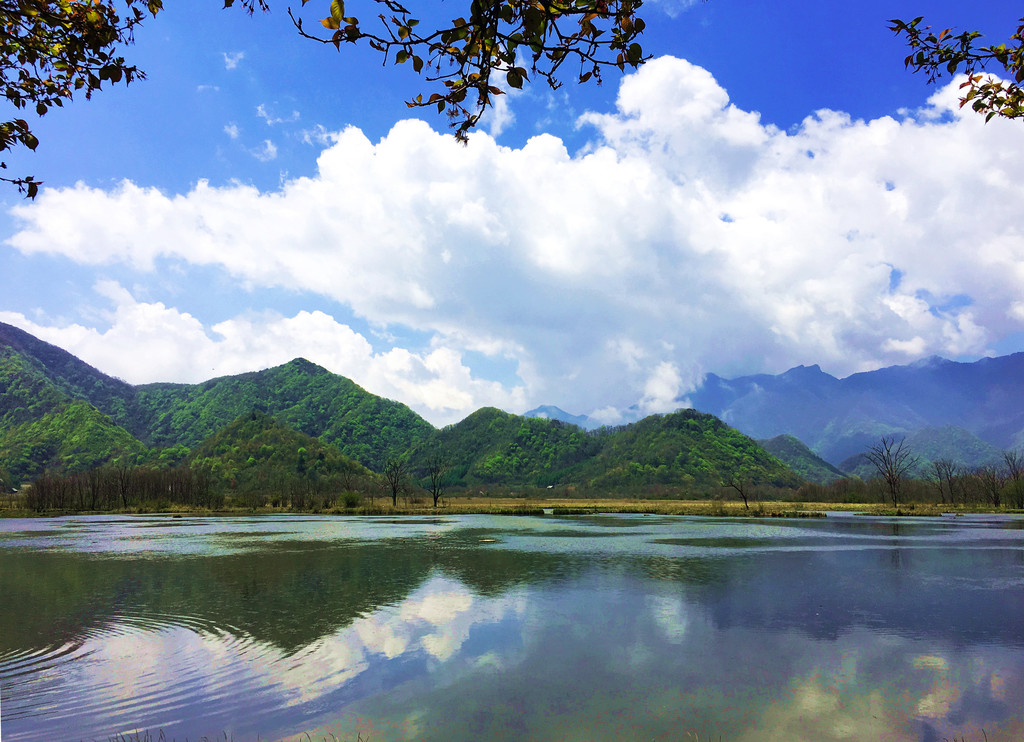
[1,514,1022,741]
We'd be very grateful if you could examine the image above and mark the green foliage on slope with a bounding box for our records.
[189,410,370,497]
[0,348,146,484]
[133,359,433,471]
[903,425,1003,470]
[578,410,801,490]
[0,323,137,424]
[412,407,600,486]
[2,323,801,492]
[758,434,847,485]
[0,400,146,484]
[413,407,800,491]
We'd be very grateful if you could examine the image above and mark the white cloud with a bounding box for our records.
[6,58,1024,424]
[300,124,341,147]
[483,91,515,138]
[256,104,301,126]
[251,139,277,161]
[0,284,526,425]
[224,123,240,139]
[222,51,244,70]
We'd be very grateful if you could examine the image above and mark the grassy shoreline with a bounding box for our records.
[3,497,1022,519]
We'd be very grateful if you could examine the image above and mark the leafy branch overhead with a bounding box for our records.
[890,15,1024,121]
[289,0,651,141]
[0,0,161,196]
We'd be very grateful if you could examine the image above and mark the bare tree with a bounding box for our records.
[975,463,1006,509]
[865,436,917,509]
[931,458,962,506]
[1004,450,1024,509]
[426,451,450,508]
[382,456,409,507]
[725,475,754,509]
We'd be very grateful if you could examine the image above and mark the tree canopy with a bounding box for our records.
[0,0,166,196]
[3,3,1020,197]
[890,15,1024,121]
[290,0,650,141]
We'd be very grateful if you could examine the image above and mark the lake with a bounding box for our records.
[1,512,1022,742]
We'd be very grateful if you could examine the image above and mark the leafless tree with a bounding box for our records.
[426,451,450,508]
[975,464,1006,508]
[931,458,962,506]
[383,456,409,507]
[725,475,754,509]
[1004,450,1024,509]
[865,435,917,509]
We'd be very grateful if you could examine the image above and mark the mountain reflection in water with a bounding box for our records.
[0,513,1021,742]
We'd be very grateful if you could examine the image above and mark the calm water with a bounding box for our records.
[1,513,1022,742]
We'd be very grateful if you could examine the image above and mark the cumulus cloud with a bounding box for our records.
[6,57,1024,424]
[0,284,526,425]
[223,122,240,139]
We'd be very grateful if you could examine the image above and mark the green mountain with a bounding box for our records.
[902,425,1003,470]
[839,425,1005,481]
[413,407,799,491]
[0,322,434,475]
[757,434,847,485]
[0,322,138,423]
[411,407,600,486]
[190,411,370,497]
[132,358,434,470]
[0,343,145,483]
[2,322,801,492]
[576,410,800,490]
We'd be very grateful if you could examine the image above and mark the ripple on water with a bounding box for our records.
[0,609,293,741]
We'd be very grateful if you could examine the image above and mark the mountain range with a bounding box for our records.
[4,320,1020,491]
[0,321,796,491]
[528,355,1024,469]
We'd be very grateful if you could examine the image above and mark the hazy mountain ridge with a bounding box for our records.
[685,355,1024,465]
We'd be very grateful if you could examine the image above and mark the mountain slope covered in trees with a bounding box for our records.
[1,321,799,492]
[0,322,434,474]
[757,435,847,485]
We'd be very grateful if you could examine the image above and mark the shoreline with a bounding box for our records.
[3,498,1022,519]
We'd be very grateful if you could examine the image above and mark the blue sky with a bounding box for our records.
[1,0,1022,426]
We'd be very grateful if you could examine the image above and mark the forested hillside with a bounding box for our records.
[576,411,800,490]
[758,435,846,485]
[133,358,434,470]
[1,322,801,495]
[410,407,601,486]
[190,411,371,505]
[0,322,434,475]
[409,408,798,491]
[0,348,144,482]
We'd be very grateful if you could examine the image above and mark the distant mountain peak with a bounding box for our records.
[282,357,329,374]
[524,405,591,429]
[908,355,951,369]
[781,363,827,378]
